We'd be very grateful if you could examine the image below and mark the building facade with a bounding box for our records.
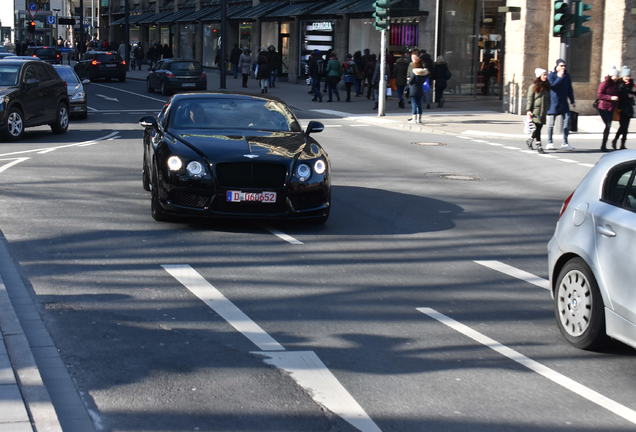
[91,0,634,114]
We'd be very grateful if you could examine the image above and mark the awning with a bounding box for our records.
[175,7,215,23]
[111,12,157,25]
[229,1,290,20]
[137,10,175,25]
[262,1,330,18]
[313,0,360,15]
[342,0,375,14]
[202,4,251,21]
[155,9,195,24]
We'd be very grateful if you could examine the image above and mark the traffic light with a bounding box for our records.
[372,0,390,31]
[553,1,572,37]
[28,20,36,33]
[573,0,592,37]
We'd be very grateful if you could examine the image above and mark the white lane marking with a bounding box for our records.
[326,124,343,127]
[162,265,285,351]
[164,265,381,431]
[503,146,520,150]
[91,82,167,103]
[558,158,578,163]
[486,143,503,147]
[472,139,489,143]
[87,106,98,112]
[350,124,370,127]
[579,163,595,168]
[88,109,159,113]
[474,260,550,290]
[456,136,472,140]
[0,157,29,174]
[417,307,636,425]
[539,154,558,158]
[254,351,383,432]
[78,135,120,146]
[265,226,303,245]
[0,132,119,158]
[521,150,536,154]
[96,93,120,102]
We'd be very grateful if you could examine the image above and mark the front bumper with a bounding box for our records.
[69,100,87,115]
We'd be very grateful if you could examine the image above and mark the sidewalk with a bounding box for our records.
[123,65,636,139]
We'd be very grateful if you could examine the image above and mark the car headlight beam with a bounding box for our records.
[296,163,311,181]
[186,161,204,177]
[167,155,183,171]
[313,159,326,175]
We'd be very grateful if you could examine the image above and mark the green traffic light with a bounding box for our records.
[573,0,592,37]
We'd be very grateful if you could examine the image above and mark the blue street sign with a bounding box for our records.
[46,15,56,25]
[29,3,37,11]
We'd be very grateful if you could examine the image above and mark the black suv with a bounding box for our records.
[0,59,70,140]
[24,46,63,64]
[74,51,126,82]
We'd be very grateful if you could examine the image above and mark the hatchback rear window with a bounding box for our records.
[95,54,122,62]
[54,67,79,84]
[169,62,202,73]
[30,48,56,57]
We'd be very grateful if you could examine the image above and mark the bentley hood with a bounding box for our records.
[173,129,308,161]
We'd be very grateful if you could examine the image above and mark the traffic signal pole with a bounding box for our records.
[378,29,386,116]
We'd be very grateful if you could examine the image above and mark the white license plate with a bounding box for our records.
[106,64,116,68]
[226,191,276,203]
[182,83,196,87]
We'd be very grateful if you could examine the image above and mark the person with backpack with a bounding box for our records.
[308,50,324,102]
[342,54,357,102]
[326,53,342,102]
[393,52,409,108]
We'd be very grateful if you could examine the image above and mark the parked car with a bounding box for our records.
[548,150,636,350]
[146,58,207,96]
[74,50,126,82]
[53,64,88,119]
[139,93,330,223]
[0,59,69,140]
[24,46,62,64]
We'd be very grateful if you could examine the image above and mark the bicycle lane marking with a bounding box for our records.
[416,307,636,426]
[162,264,382,432]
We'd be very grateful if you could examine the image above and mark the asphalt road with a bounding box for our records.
[1,79,635,432]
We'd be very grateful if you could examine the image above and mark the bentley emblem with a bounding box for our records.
[243,154,259,159]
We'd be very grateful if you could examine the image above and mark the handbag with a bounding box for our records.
[569,111,578,132]
[613,108,621,122]
[592,99,599,109]
[523,116,536,135]
[386,87,392,96]
[389,77,397,91]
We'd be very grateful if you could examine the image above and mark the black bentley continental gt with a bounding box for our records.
[139,93,330,223]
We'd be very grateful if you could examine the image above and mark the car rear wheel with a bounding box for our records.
[119,75,126,82]
[554,257,607,350]
[147,79,154,93]
[151,163,173,222]
[2,108,25,141]
[50,103,69,134]
[161,81,170,96]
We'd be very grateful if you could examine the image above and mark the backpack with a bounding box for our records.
[316,58,326,77]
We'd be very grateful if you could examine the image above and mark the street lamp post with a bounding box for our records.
[53,8,60,41]
[219,0,227,89]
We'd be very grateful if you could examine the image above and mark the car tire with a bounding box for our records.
[142,151,151,192]
[161,81,169,96]
[50,103,69,134]
[151,163,173,222]
[554,257,608,350]
[1,107,25,141]
[147,79,154,93]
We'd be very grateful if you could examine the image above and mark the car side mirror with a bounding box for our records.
[305,121,324,135]
[139,116,158,129]
[23,78,40,89]
[82,79,90,84]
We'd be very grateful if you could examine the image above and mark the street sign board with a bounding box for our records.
[58,18,75,25]
[28,3,37,18]
[46,15,56,25]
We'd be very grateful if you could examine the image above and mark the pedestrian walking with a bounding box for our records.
[546,59,576,150]
[365,53,376,100]
[525,68,550,154]
[432,56,451,108]
[256,49,271,93]
[230,44,242,79]
[407,60,427,123]
[371,59,381,109]
[162,44,173,59]
[308,50,325,102]
[342,54,357,102]
[393,52,409,108]
[353,50,364,96]
[238,48,252,88]
[596,66,620,152]
[326,53,342,102]
[611,66,635,150]
[267,45,282,88]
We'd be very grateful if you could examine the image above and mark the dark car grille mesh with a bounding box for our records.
[215,163,287,188]
[169,191,209,209]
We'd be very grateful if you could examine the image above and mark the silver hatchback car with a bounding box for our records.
[548,150,636,350]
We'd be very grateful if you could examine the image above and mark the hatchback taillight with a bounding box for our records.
[91,60,101,66]
[559,191,575,219]
[165,72,175,78]
[121,60,126,65]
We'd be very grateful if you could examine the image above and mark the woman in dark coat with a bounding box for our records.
[256,50,271,94]
[407,60,427,124]
[432,56,451,108]
[596,67,620,152]
[525,68,550,153]
[613,66,635,149]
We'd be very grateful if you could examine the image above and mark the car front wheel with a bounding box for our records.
[161,81,170,96]
[1,108,25,140]
[151,163,173,222]
[50,103,69,134]
[554,257,607,350]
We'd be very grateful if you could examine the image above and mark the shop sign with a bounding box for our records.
[310,22,332,32]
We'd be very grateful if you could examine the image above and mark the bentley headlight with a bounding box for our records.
[313,159,326,175]
[186,161,204,177]
[296,163,311,181]
[167,155,183,171]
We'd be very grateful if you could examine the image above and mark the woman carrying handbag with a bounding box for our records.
[525,68,550,154]
[596,66,620,152]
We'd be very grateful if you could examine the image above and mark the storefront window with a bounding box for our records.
[149,26,160,46]
[348,18,380,56]
[179,24,194,59]
[203,23,220,67]
[261,21,278,51]
[160,26,170,47]
[239,22,253,52]
[389,22,419,48]
[301,20,335,77]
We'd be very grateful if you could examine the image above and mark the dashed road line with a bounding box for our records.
[417,307,636,426]
[264,226,304,245]
[474,260,550,290]
[163,264,381,432]
[0,132,119,158]
[90,82,167,103]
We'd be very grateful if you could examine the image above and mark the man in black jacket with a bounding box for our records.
[230,45,242,79]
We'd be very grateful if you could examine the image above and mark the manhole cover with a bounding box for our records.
[412,142,446,146]
[440,174,479,181]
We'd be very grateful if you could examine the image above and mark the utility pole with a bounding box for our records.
[219,0,227,89]
[124,0,130,70]
[378,29,387,116]
[79,0,85,56]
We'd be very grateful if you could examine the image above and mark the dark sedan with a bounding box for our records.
[139,93,330,224]
[74,51,126,82]
[24,46,63,64]
[146,58,207,95]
